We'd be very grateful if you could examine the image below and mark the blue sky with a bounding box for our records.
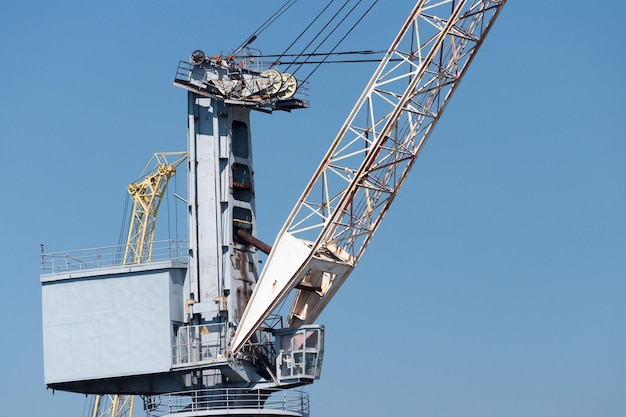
[1,1,624,416]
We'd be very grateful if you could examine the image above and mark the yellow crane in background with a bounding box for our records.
[123,152,187,265]
[91,395,134,417]
[92,152,186,417]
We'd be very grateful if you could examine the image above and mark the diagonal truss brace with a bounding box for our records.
[231,0,506,353]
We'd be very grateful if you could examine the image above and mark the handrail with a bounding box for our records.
[172,323,228,366]
[146,388,309,417]
[40,240,188,274]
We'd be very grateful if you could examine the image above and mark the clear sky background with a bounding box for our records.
[1,1,624,416]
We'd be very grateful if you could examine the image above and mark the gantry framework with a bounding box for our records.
[231,0,506,353]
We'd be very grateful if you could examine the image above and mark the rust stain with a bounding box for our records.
[233,250,254,320]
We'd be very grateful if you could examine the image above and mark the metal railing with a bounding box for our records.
[40,240,188,274]
[146,388,309,417]
[172,323,228,366]
[174,59,309,105]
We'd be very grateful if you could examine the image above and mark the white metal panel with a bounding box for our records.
[41,268,182,384]
[194,96,221,311]
[229,232,311,351]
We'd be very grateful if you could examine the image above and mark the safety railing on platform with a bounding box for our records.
[145,388,309,417]
[172,323,228,366]
[174,59,309,105]
[40,240,188,274]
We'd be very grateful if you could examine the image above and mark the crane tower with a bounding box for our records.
[40,2,506,416]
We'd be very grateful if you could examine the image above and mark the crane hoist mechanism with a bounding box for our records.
[174,47,304,112]
[39,2,507,417]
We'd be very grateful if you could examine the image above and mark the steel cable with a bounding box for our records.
[233,0,381,84]
[299,0,380,84]
[269,0,335,71]
[233,0,299,54]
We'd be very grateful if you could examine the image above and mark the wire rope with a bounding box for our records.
[269,0,336,72]
[117,192,131,263]
[229,1,382,84]
[272,0,350,71]
[233,0,299,53]
[174,164,180,243]
[258,50,384,58]
[166,174,172,244]
[299,0,380,84]
[265,57,399,65]
[284,0,353,76]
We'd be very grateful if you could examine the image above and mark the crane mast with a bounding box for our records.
[232,0,507,353]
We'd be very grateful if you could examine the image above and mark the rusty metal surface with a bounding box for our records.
[237,229,272,255]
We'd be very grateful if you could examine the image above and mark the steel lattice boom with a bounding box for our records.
[222,0,504,354]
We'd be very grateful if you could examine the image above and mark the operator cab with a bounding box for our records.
[275,325,324,384]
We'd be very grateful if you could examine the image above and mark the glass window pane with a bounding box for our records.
[232,121,249,158]
[232,163,252,202]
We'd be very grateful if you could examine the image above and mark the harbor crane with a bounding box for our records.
[40,2,506,417]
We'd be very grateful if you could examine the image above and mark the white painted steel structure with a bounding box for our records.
[232,0,506,353]
[40,2,506,416]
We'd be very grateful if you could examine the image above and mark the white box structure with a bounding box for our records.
[41,261,186,391]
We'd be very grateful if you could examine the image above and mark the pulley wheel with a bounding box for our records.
[190,50,206,65]
[261,69,282,95]
[276,73,297,99]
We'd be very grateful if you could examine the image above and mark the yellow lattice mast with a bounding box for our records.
[123,152,187,265]
[91,395,134,417]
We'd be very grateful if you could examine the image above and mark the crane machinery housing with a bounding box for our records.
[39,2,506,416]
